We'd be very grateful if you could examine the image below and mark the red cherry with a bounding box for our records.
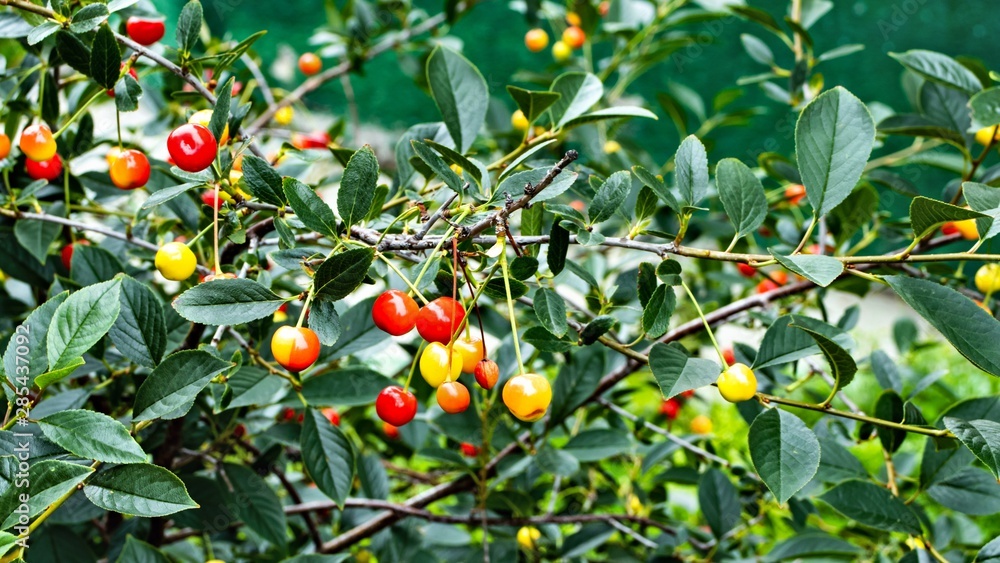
[60,239,89,271]
[375,386,417,427]
[383,422,400,440]
[415,297,467,344]
[660,398,681,420]
[109,149,150,190]
[282,407,296,421]
[322,407,340,426]
[737,263,756,278]
[233,424,247,438]
[201,190,224,210]
[291,131,331,150]
[126,17,166,46]
[167,123,217,172]
[941,222,959,236]
[474,359,499,390]
[372,289,420,336]
[25,154,62,181]
[460,442,479,457]
[106,63,138,97]
[722,347,736,366]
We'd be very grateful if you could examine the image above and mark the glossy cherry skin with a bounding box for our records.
[167,123,218,172]
[270,326,321,372]
[107,64,138,97]
[562,26,586,49]
[109,149,150,190]
[25,154,62,181]
[717,363,758,403]
[785,184,806,205]
[660,398,680,420]
[291,131,331,150]
[722,347,736,366]
[126,17,166,46]
[436,380,470,414]
[371,289,420,336]
[19,123,56,162]
[452,336,485,373]
[460,442,479,457]
[503,373,552,422]
[375,386,417,427]
[474,359,499,390]
[415,297,466,344]
[736,263,756,278]
[298,53,322,75]
[0,133,10,159]
[322,407,340,426]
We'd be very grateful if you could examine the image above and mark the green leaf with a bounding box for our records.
[909,196,985,238]
[563,429,632,462]
[579,315,617,345]
[562,106,658,128]
[971,87,1000,128]
[716,158,767,240]
[522,326,576,352]
[110,276,166,367]
[89,24,120,90]
[674,135,709,208]
[495,167,577,204]
[173,278,284,325]
[533,288,567,338]
[301,408,355,507]
[426,46,488,153]
[927,467,1000,515]
[698,468,741,538]
[133,350,232,421]
[116,536,169,563]
[284,177,339,237]
[817,439,869,483]
[226,366,284,409]
[509,256,538,280]
[4,460,92,525]
[819,479,921,533]
[4,292,66,389]
[649,342,718,399]
[37,410,145,463]
[140,182,201,209]
[885,275,1000,377]
[547,222,569,275]
[222,463,287,546]
[944,418,1000,480]
[309,298,342,346]
[642,285,676,339]
[33,357,86,389]
[47,279,121,371]
[550,347,604,420]
[978,535,1000,562]
[69,3,108,34]
[878,114,967,147]
[769,251,844,287]
[632,165,679,212]
[55,31,91,76]
[410,140,463,193]
[175,0,203,53]
[764,533,862,562]
[240,155,285,207]
[114,73,142,112]
[748,409,821,504]
[634,185,658,222]
[890,49,982,95]
[483,278,529,301]
[534,446,579,477]
[301,367,393,406]
[963,182,1000,240]
[85,463,197,517]
[740,33,773,65]
[796,86,876,216]
[314,248,374,300]
[506,85,561,123]
[794,324,857,398]
[589,171,631,224]
[14,214,61,265]
[753,314,853,369]
[71,244,125,286]
[549,72,603,128]
[26,21,59,45]
[208,78,232,143]
[338,145,380,228]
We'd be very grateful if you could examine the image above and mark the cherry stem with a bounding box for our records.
[448,237,460,376]
[498,237,525,374]
[212,183,222,274]
[463,262,488,358]
[295,289,315,329]
[187,222,214,247]
[410,209,470,292]
[680,280,727,367]
[402,341,426,393]
[376,252,429,305]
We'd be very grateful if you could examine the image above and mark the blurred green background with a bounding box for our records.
[151,0,995,164]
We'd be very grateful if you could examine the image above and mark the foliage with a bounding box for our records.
[0,0,999,561]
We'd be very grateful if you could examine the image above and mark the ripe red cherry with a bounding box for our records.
[737,263,755,278]
[107,63,138,97]
[941,222,959,236]
[415,297,466,344]
[282,407,296,421]
[474,359,499,390]
[233,424,247,438]
[372,289,420,336]
[722,347,736,366]
[25,154,62,181]
[167,123,217,172]
[660,398,681,420]
[126,17,166,46]
[60,239,89,270]
[291,131,331,150]
[109,149,150,190]
[201,190,227,210]
[383,422,400,440]
[681,389,695,399]
[322,407,340,426]
[375,386,417,427]
[460,442,479,457]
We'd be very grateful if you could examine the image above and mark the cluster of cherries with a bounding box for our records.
[523,9,606,62]
[370,289,553,431]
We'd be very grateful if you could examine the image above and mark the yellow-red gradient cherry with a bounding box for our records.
[270,326,321,372]
[109,149,150,190]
